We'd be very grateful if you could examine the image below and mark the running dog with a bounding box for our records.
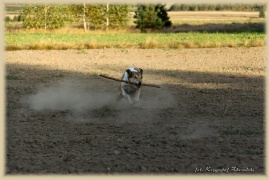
[117,67,143,104]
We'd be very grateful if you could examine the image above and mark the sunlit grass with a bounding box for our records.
[5,31,265,50]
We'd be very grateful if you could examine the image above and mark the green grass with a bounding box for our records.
[247,148,263,155]
[5,32,265,50]
[219,126,263,137]
[6,74,20,80]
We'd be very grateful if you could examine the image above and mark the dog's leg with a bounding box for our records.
[125,95,133,104]
[133,89,141,103]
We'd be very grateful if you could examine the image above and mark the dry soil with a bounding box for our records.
[6,47,265,174]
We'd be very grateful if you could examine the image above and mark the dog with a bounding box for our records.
[116,67,143,104]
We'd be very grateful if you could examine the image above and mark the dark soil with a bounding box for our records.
[6,47,265,174]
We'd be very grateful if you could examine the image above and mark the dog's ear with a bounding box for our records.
[139,68,143,79]
[126,69,132,78]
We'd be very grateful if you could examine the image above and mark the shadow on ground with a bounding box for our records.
[6,62,264,174]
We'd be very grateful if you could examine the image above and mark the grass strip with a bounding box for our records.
[5,32,265,50]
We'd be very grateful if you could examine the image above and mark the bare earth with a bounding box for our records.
[6,47,265,174]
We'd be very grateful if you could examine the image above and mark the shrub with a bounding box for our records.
[259,7,265,18]
[12,15,21,22]
[5,16,11,22]
[134,4,172,32]
[12,16,18,22]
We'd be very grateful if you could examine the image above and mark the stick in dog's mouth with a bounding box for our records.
[98,74,161,88]
[136,82,142,88]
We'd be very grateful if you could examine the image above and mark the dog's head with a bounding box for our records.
[126,67,143,88]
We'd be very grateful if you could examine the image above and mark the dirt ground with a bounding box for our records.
[5,47,265,174]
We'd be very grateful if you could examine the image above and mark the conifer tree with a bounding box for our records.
[134,4,172,32]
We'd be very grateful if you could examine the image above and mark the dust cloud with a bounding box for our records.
[26,79,176,123]
[27,80,115,112]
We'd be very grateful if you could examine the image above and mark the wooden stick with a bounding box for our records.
[98,74,161,88]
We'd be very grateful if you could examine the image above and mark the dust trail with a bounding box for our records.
[110,86,177,124]
[136,85,176,109]
[27,79,115,112]
[25,79,176,123]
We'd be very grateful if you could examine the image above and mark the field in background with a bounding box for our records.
[6,11,265,30]
[168,11,261,23]
[5,11,265,50]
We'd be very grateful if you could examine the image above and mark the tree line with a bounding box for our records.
[19,4,130,31]
[6,3,265,31]
[11,4,172,32]
[168,4,265,12]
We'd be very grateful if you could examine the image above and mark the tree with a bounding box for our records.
[68,4,130,30]
[68,4,90,30]
[5,16,11,23]
[107,4,130,29]
[83,3,87,32]
[20,4,71,29]
[134,4,172,32]
[88,4,130,30]
[156,4,172,27]
[169,4,181,11]
[259,6,265,18]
